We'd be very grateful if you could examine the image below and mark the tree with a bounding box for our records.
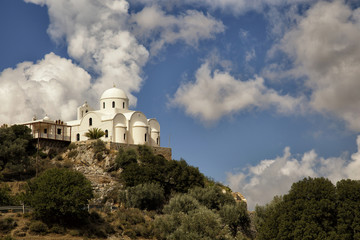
[188,185,235,210]
[0,125,36,180]
[26,168,93,224]
[219,202,250,237]
[256,177,337,240]
[85,128,105,139]
[120,183,165,211]
[336,179,360,240]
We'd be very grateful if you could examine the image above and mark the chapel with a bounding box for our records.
[66,87,160,146]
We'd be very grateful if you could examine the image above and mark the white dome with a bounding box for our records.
[100,87,128,100]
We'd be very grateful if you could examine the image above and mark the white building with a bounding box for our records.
[67,87,160,146]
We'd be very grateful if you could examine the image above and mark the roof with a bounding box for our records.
[100,87,128,100]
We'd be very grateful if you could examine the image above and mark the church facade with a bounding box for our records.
[67,87,160,146]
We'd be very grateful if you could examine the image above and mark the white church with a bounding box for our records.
[22,87,160,147]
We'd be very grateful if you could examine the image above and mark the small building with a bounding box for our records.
[22,115,71,142]
[67,87,160,146]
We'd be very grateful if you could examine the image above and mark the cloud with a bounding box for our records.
[271,1,360,131]
[130,0,314,15]
[227,135,360,210]
[130,5,225,55]
[169,60,304,123]
[0,53,91,124]
[25,0,149,106]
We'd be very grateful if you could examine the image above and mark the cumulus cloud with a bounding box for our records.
[0,53,91,124]
[25,0,149,106]
[271,1,360,131]
[170,60,304,123]
[130,5,225,55]
[227,135,360,210]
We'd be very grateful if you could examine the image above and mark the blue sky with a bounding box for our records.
[1,0,360,209]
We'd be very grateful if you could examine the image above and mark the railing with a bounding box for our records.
[0,205,32,213]
[33,133,71,141]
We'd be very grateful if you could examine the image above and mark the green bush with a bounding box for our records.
[119,146,205,196]
[49,224,66,234]
[68,150,78,158]
[26,168,93,224]
[154,207,232,240]
[29,220,48,235]
[219,202,250,237]
[67,143,77,150]
[0,217,17,233]
[0,184,14,205]
[163,194,200,214]
[115,208,153,238]
[121,183,165,211]
[188,186,235,210]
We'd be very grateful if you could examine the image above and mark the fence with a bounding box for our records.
[0,204,117,214]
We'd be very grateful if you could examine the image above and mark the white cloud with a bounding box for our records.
[170,60,304,123]
[0,53,91,124]
[272,1,360,131]
[130,0,314,15]
[25,0,149,106]
[227,135,360,210]
[130,5,225,55]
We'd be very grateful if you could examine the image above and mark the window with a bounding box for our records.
[145,133,147,142]
[57,128,62,135]
[44,128,47,134]
[157,137,159,145]
[103,102,105,109]
[112,101,115,108]
[124,133,126,140]
[105,130,108,138]
[89,118,92,126]
[76,133,80,141]
[123,102,125,109]
[85,110,88,113]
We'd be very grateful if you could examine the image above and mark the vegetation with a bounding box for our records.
[255,177,360,239]
[0,125,36,180]
[25,168,93,224]
[85,128,105,139]
[117,145,205,197]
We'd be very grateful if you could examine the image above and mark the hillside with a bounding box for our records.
[0,136,252,240]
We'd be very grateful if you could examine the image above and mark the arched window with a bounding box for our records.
[123,102,125,109]
[124,133,126,140]
[103,102,105,109]
[89,118,92,126]
[145,133,147,142]
[76,133,80,141]
[112,101,115,108]
[105,130,108,138]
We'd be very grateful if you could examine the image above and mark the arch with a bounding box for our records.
[112,101,115,108]
[89,118,92,126]
[76,133,80,141]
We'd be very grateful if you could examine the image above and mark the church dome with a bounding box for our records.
[100,87,128,100]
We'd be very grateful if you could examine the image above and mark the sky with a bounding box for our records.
[1,0,360,210]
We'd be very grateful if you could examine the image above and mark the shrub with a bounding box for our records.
[67,143,77,150]
[49,224,66,234]
[0,217,17,233]
[26,168,93,224]
[0,184,14,205]
[121,183,165,211]
[68,150,78,158]
[163,194,200,214]
[219,202,250,236]
[92,139,106,154]
[188,186,235,210]
[29,220,48,235]
[154,207,232,240]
